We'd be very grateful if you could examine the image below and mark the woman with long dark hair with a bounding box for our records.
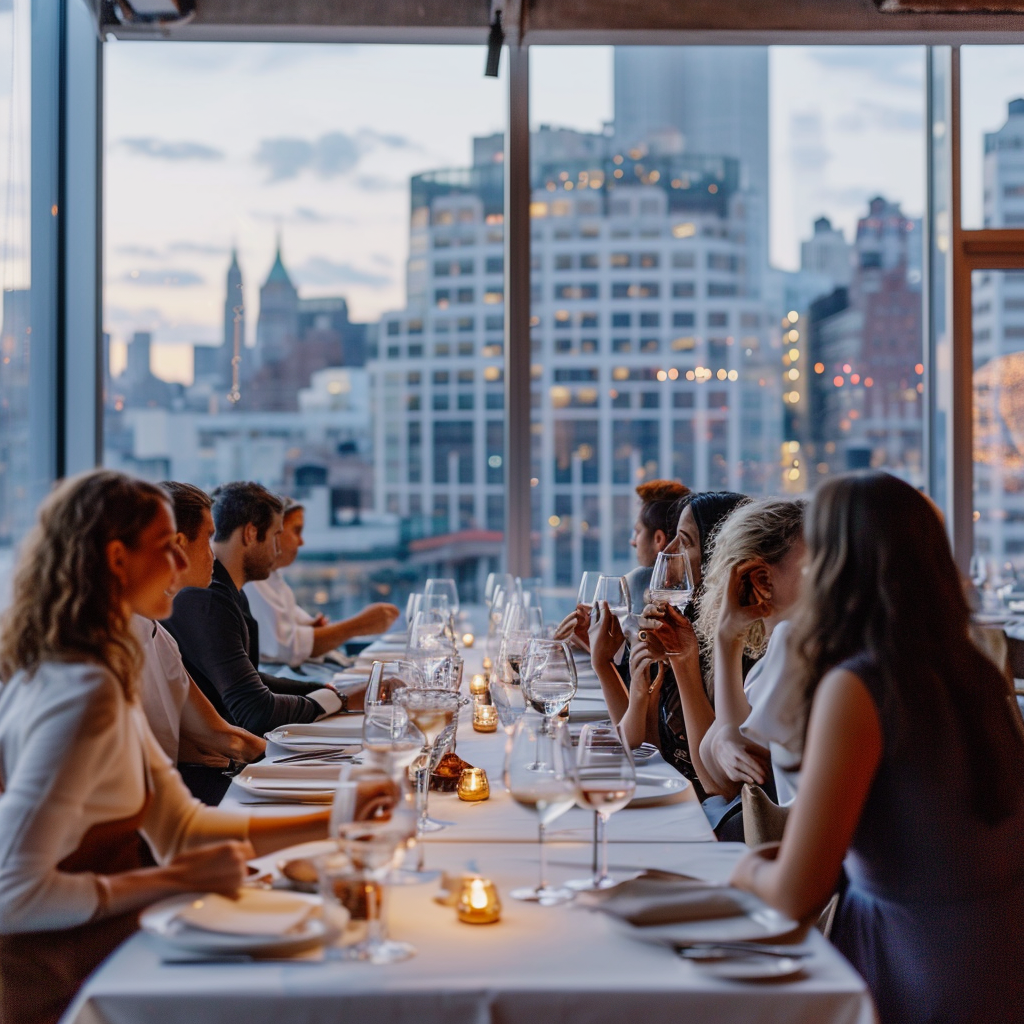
[731,471,1024,1023]
[591,491,748,797]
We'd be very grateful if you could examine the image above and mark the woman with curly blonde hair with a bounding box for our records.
[0,471,335,1024]
[695,498,806,807]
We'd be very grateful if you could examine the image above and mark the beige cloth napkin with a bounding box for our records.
[176,891,315,936]
[585,873,750,927]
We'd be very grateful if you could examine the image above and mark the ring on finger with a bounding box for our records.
[638,629,648,642]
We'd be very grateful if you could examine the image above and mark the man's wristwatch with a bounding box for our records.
[338,692,349,714]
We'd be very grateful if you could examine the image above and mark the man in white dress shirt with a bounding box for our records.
[244,500,399,669]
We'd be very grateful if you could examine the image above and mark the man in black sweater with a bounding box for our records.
[163,481,346,737]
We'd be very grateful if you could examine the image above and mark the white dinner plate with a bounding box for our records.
[627,772,690,808]
[141,890,338,956]
[609,898,799,946]
[690,955,805,982]
[234,763,343,803]
[266,717,365,750]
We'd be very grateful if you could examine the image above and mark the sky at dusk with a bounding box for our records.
[2,22,1024,383]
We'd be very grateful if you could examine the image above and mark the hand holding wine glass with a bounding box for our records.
[521,639,577,725]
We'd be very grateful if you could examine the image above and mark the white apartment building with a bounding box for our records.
[370,131,782,587]
[973,98,1024,565]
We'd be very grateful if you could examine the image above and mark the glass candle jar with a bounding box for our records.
[472,704,498,733]
[456,876,501,924]
[457,766,490,801]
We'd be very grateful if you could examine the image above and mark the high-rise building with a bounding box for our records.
[254,242,299,370]
[800,216,852,288]
[805,196,923,483]
[973,98,1024,564]
[0,288,31,544]
[222,248,245,389]
[369,128,781,588]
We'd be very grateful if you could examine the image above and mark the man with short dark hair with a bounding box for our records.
[164,481,346,736]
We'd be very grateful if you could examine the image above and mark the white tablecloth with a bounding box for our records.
[62,637,876,1024]
[65,842,875,1024]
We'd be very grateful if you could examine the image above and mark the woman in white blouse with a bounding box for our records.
[0,471,335,1024]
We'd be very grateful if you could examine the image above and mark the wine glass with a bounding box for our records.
[425,578,460,620]
[504,713,578,905]
[365,659,424,707]
[404,592,422,631]
[361,702,423,777]
[594,575,630,622]
[393,688,460,835]
[407,609,457,687]
[497,626,531,688]
[577,571,601,607]
[566,722,637,891]
[323,769,418,963]
[489,671,527,733]
[649,551,694,612]
[521,639,577,728]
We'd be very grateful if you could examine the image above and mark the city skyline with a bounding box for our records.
[101,44,939,384]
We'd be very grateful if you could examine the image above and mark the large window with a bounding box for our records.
[525,45,926,586]
[0,0,31,602]
[103,44,505,617]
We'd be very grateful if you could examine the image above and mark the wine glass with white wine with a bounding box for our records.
[504,713,578,905]
[648,550,694,612]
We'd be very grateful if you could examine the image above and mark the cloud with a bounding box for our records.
[292,256,392,289]
[790,111,831,173]
[123,268,205,287]
[116,244,161,258]
[834,101,921,135]
[250,206,357,225]
[168,241,230,256]
[355,175,404,193]
[803,47,924,91]
[371,252,394,268]
[253,128,420,183]
[120,137,224,161]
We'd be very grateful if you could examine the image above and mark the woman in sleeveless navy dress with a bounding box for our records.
[731,471,1024,1024]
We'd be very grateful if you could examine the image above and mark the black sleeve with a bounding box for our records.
[170,590,323,735]
[261,673,324,697]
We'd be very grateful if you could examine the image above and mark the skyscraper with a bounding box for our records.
[221,248,244,390]
[254,240,299,370]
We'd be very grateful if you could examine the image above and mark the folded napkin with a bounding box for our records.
[584,874,750,927]
[176,891,315,937]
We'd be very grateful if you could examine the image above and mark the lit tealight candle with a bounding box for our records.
[462,632,475,648]
[457,766,490,800]
[482,656,493,671]
[469,673,490,700]
[456,876,501,924]
[472,704,498,734]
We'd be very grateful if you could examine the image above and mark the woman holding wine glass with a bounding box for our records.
[591,491,748,798]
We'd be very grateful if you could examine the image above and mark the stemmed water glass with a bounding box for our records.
[425,578,460,622]
[322,768,419,963]
[577,571,601,607]
[407,609,459,688]
[566,722,637,891]
[593,575,630,622]
[393,687,460,835]
[649,551,694,612]
[520,638,577,730]
[505,713,578,905]
[365,659,424,708]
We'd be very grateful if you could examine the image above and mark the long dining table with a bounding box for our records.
[63,636,877,1024]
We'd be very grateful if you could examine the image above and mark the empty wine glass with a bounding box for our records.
[497,626,531,688]
[648,550,694,612]
[489,671,527,733]
[425,578,460,620]
[521,638,577,729]
[594,575,630,622]
[566,722,637,891]
[394,688,460,835]
[577,571,601,607]
[407,609,457,687]
[365,659,424,707]
[505,713,578,905]
[361,702,423,777]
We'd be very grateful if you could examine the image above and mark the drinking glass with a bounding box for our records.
[489,671,527,733]
[361,702,423,777]
[648,551,694,612]
[504,714,578,905]
[365,659,424,707]
[566,722,637,891]
[407,609,457,687]
[593,575,630,622]
[521,638,577,728]
[577,571,601,607]
[497,627,531,688]
[425,578,460,620]
[322,770,418,963]
[394,688,460,835]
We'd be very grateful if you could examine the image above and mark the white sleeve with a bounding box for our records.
[245,581,315,668]
[137,711,249,863]
[0,671,128,933]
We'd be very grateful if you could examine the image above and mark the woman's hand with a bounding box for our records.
[709,724,770,786]
[641,603,699,661]
[729,841,781,892]
[718,560,774,644]
[589,601,624,666]
[553,605,591,653]
[165,840,255,897]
